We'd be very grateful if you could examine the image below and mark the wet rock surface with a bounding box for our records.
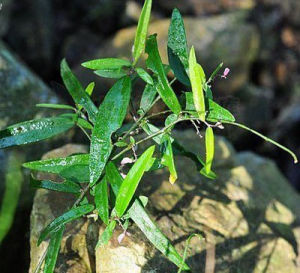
[30,131,300,273]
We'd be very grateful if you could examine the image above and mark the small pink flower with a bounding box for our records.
[221,68,230,79]
[120,157,134,166]
[120,172,126,179]
[117,231,131,244]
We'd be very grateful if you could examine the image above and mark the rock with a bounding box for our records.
[0,0,13,36]
[77,12,259,94]
[30,130,300,272]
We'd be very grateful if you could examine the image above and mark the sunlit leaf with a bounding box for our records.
[90,76,132,185]
[161,136,178,184]
[146,35,181,114]
[95,178,109,225]
[61,59,98,123]
[0,115,76,149]
[168,8,190,86]
[115,145,155,217]
[189,47,206,121]
[128,199,189,271]
[96,220,116,249]
[38,204,94,246]
[136,67,154,85]
[82,58,131,70]
[132,0,152,65]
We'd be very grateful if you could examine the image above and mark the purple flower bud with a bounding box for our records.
[221,68,230,79]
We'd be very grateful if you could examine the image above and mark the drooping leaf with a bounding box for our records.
[36,103,75,110]
[188,47,206,121]
[185,92,235,122]
[136,67,154,85]
[94,69,127,79]
[161,136,178,184]
[90,76,132,185]
[61,59,98,123]
[38,204,94,246]
[43,225,65,273]
[167,8,190,86]
[128,199,189,271]
[200,127,216,179]
[0,115,76,149]
[82,58,131,70]
[95,178,109,225]
[115,145,155,217]
[140,84,157,113]
[0,152,24,244]
[95,220,116,249]
[132,0,152,65]
[146,35,181,114]
[30,177,81,194]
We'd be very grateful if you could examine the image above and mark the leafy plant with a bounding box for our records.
[0,1,298,272]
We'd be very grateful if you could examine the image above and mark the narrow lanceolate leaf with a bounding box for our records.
[115,145,155,217]
[161,137,177,184]
[0,116,75,149]
[200,127,215,178]
[140,84,157,113]
[82,58,131,70]
[95,178,109,225]
[189,47,206,121]
[136,67,154,85]
[38,204,94,246]
[23,154,89,174]
[105,162,123,196]
[96,220,116,249]
[128,199,189,271]
[168,8,190,86]
[61,59,98,123]
[207,62,223,84]
[146,35,181,114]
[36,103,75,110]
[90,77,132,185]
[30,178,81,194]
[94,69,127,79]
[133,0,152,65]
[44,225,65,273]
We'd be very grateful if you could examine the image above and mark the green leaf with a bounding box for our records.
[30,177,81,194]
[185,92,235,122]
[132,0,152,65]
[207,62,223,84]
[82,58,131,70]
[140,84,157,113]
[136,67,154,85]
[115,145,155,217]
[23,154,89,175]
[95,178,109,225]
[61,59,98,123]
[128,199,189,271]
[38,204,94,246]
[90,76,132,185]
[85,82,95,97]
[76,118,93,130]
[0,115,75,149]
[146,35,181,114]
[189,47,206,121]
[200,127,216,179]
[44,225,65,273]
[167,8,190,86]
[94,69,127,79]
[105,162,123,196]
[161,137,177,184]
[96,220,116,249]
[141,122,166,144]
[204,84,213,100]
[36,103,75,110]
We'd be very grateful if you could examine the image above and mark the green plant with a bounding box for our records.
[0,0,298,272]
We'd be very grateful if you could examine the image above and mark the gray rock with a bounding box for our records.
[29,130,300,273]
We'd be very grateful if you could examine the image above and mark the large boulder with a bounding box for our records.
[29,130,300,273]
[77,12,259,95]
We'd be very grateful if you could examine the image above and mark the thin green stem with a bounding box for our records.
[78,125,91,141]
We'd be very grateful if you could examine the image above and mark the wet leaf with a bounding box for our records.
[189,47,206,121]
[0,115,76,149]
[115,145,155,217]
[133,0,152,65]
[95,178,109,225]
[90,76,132,185]
[38,204,94,246]
[168,8,190,86]
[96,220,116,249]
[128,199,189,271]
[61,59,98,123]
[82,58,131,70]
[146,35,181,114]
[44,225,65,273]
[136,67,154,85]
